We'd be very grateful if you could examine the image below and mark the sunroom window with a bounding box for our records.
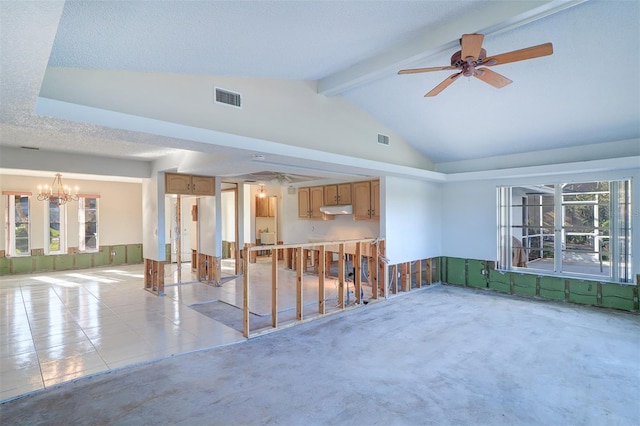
[498,180,632,283]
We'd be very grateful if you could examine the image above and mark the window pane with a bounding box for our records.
[79,197,98,252]
[49,203,61,252]
[13,195,30,255]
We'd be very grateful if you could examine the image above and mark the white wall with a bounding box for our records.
[199,195,217,256]
[221,190,235,242]
[440,180,496,260]
[384,176,442,264]
[142,173,163,260]
[41,68,434,170]
[1,173,142,252]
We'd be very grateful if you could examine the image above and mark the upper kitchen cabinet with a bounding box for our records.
[256,196,276,217]
[324,183,352,206]
[353,180,379,220]
[298,186,325,219]
[165,173,215,196]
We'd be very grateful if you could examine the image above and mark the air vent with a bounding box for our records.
[377,134,390,146]
[214,87,242,108]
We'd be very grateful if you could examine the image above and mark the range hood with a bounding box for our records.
[319,205,353,215]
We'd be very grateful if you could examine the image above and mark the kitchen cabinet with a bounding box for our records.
[324,183,352,206]
[165,173,215,196]
[256,196,276,217]
[298,186,325,219]
[353,180,379,220]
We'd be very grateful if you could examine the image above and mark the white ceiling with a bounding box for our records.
[0,0,638,183]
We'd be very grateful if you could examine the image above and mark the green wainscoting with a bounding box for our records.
[440,256,638,312]
[539,276,565,301]
[0,244,144,276]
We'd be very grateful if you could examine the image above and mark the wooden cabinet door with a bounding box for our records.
[324,183,352,205]
[165,173,191,194]
[191,176,215,196]
[298,187,310,218]
[370,180,380,219]
[324,185,338,206]
[337,183,352,205]
[352,181,372,220]
[309,186,324,218]
[268,197,276,217]
[256,197,269,217]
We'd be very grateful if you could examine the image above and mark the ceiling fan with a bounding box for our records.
[398,34,553,97]
[244,171,313,185]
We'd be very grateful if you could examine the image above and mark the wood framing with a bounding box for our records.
[338,243,345,309]
[318,245,326,314]
[354,242,362,304]
[243,247,250,338]
[143,258,165,296]
[296,246,303,320]
[271,248,278,328]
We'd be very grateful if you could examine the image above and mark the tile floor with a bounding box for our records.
[0,256,369,402]
[0,264,245,402]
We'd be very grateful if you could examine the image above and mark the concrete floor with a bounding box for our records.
[2,284,638,425]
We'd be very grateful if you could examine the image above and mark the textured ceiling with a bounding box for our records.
[0,0,638,181]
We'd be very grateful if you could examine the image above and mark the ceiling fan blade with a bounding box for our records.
[483,42,553,66]
[461,33,484,60]
[425,72,463,97]
[398,65,456,75]
[474,68,512,88]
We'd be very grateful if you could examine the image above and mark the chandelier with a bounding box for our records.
[37,173,79,206]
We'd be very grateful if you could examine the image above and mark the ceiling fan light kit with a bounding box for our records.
[399,33,553,97]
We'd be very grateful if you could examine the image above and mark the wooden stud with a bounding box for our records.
[243,246,250,338]
[354,242,362,304]
[176,196,182,284]
[157,261,164,295]
[338,243,345,309]
[401,263,409,292]
[371,242,379,299]
[416,259,422,289]
[213,256,221,285]
[392,265,398,294]
[379,240,387,299]
[318,245,326,314]
[272,247,278,328]
[296,246,303,320]
[426,259,432,285]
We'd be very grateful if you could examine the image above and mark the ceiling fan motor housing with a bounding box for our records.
[451,48,487,76]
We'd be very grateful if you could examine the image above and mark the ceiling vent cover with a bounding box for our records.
[377,134,390,146]
[215,87,242,108]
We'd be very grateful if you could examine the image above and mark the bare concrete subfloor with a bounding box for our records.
[1,284,639,426]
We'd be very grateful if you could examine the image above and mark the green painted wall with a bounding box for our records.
[0,243,144,276]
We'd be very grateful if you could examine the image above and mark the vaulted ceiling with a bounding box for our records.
[1,1,638,183]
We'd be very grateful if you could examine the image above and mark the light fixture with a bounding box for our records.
[37,173,79,206]
[257,185,266,198]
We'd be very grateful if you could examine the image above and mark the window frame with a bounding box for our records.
[45,200,66,255]
[78,195,99,253]
[497,179,633,283]
[4,193,31,257]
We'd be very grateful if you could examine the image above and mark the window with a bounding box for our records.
[5,194,30,256]
[79,197,98,252]
[498,180,632,283]
[45,201,66,255]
